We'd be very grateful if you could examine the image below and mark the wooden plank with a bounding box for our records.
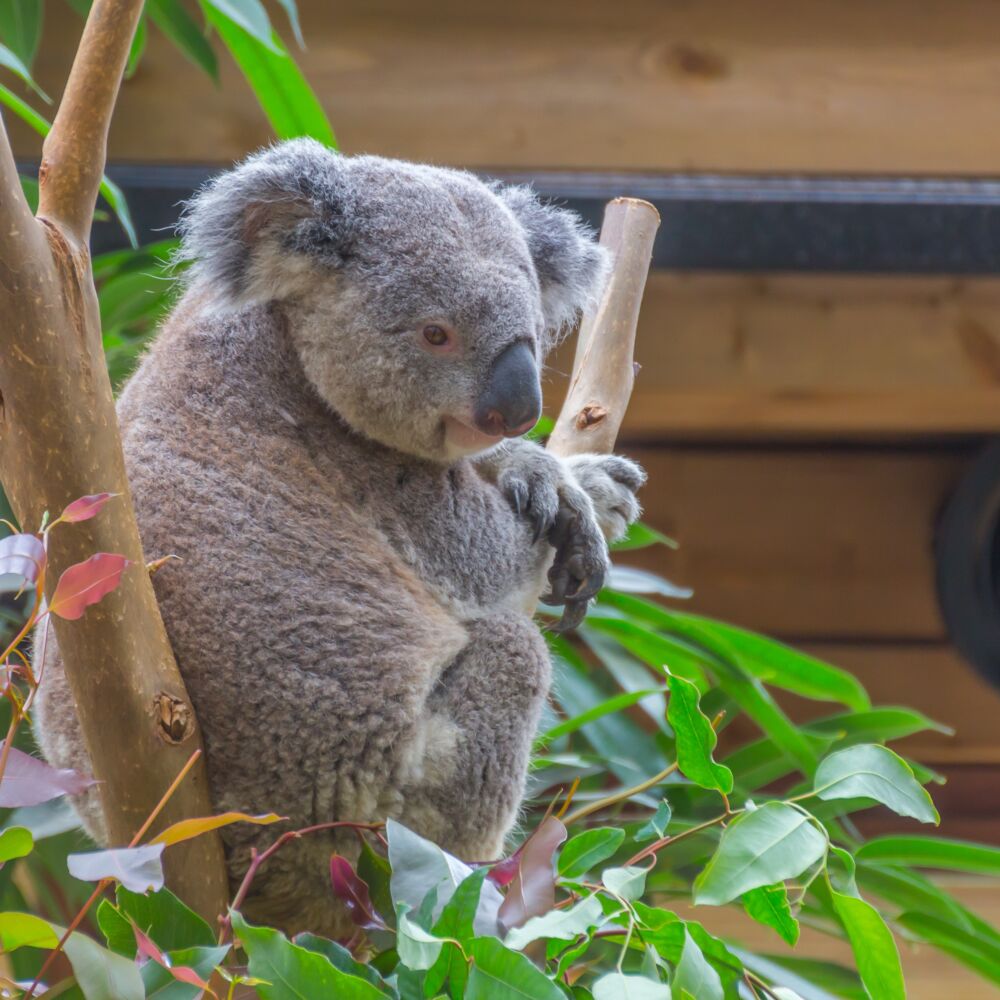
[615,446,972,640]
[12,0,1000,173]
[546,274,1000,438]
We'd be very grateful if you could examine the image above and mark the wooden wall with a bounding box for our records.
[11,0,1000,833]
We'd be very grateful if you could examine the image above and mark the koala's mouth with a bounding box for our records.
[441,416,504,456]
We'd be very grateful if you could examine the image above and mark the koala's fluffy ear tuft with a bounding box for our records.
[177,138,350,310]
[496,185,610,344]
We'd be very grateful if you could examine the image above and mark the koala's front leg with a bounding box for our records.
[480,440,645,630]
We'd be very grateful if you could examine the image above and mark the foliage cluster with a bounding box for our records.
[2,3,1000,999]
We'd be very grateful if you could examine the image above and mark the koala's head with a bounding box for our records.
[178,140,608,462]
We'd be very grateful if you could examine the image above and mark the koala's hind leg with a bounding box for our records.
[396,613,551,862]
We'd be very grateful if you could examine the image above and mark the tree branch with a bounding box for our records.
[547,198,660,458]
[0,113,41,265]
[36,0,143,245]
[0,1,228,923]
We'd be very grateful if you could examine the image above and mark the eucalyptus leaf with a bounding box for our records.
[504,895,604,951]
[396,908,445,971]
[694,803,827,906]
[592,972,671,999]
[831,888,905,1000]
[672,929,722,1000]
[602,865,647,901]
[558,828,624,879]
[812,744,939,824]
[466,936,566,1000]
[856,835,1000,874]
[666,672,733,793]
[743,882,799,946]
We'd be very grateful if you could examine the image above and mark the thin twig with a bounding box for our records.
[562,762,678,827]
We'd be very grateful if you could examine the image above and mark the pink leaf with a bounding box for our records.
[0,747,96,807]
[59,493,118,524]
[330,854,387,930]
[134,924,217,995]
[496,816,567,935]
[0,533,46,590]
[67,843,164,893]
[49,553,130,620]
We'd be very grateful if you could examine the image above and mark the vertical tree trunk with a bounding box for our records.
[0,0,227,923]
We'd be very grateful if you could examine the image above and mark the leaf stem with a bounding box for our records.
[562,762,678,827]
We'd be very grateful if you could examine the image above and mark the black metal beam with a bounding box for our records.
[82,163,1000,274]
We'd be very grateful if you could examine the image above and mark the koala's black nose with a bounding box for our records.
[475,341,542,438]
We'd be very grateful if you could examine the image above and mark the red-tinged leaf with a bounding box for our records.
[330,854,388,930]
[150,811,285,847]
[0,533,45,590]
[488,854,521,888]
[68,843,165,893]
[497,816,567,934]
[59,493,119,524]
[0,747,96,807]
[133,923,218,996]
[49,553,130,620]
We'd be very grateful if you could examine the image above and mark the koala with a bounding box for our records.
[34,141,645,936]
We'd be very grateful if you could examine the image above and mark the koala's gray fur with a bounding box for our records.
[34,141,644,935]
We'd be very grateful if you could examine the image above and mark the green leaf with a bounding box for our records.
[0,40,47,99]
[396,907,446,971]
[584,617,707,688]
[694,802,827,906]
[232,912,389,998]
[0,825,32,861]
[97,899,136,956]
[295,933,389,990]
[831,889,905,1000]
[602,865,647,901]
[635,800,672,842]
[148,0,218,79]
[606,565,692,600]
[896,910,1000,984]
[671,613,870,711]
[201,2,335,145]
[806,707,951,743]
[812,744,939,824]
[466,936,566,999]
[0,912,58,950]
[116,886,216,953]
[742,883,799,946]
[141,944,231,999]
[666,673,733,793]
[856,835,1000,875]
[126,14,146,78]
[672,929,722,1000]
[63,930,146,1000]
[203,0,276,48]
[610,522,678,552]
[540,688,666,745]
[0,0,43,72]
[273,0,303,46]
[558,828,625,879]
[504,895,604,951]
[99,175,138,248]
[592,973,671,999]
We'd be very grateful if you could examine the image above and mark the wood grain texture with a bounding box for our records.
[545,274,1000,438]
[11,0,1000,173]
[615,445,973,640]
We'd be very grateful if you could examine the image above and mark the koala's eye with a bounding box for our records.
[422,324,450,347]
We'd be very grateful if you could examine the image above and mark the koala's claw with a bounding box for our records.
[544,497,609,631]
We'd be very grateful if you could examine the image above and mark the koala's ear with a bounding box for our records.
[177,138,350,309]
[496,185,610,342]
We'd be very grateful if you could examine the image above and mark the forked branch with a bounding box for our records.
[0,0,227,922]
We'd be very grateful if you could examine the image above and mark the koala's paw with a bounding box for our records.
[494,441,562,542]
[566,454,647,542]
[543,481,610,633]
